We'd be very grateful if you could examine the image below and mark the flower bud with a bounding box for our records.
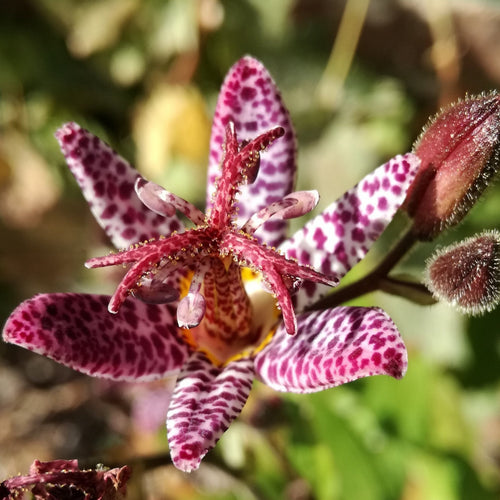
[405,92,500,240]
[425,230,500,315]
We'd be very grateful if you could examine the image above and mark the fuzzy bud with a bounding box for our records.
[425,230,500,315]
[405,92,500,240]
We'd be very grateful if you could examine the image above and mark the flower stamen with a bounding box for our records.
[242,190,319,235]
[135,178,205,225]
[177,258,212,328]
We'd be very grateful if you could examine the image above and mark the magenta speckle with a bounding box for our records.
[241,86,257,101]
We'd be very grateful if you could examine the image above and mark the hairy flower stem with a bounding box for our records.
[309,228,429,310]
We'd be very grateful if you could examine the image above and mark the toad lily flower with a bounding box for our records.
[3,57,420,472]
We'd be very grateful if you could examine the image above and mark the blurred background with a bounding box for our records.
[2,0,500,498]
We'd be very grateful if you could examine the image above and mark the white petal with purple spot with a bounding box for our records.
[206,57,297,247]
[56,122,184,248]
[167,351,254,472]
[254,306,407,393]
[3,294,188,381]
[281,153,421,310]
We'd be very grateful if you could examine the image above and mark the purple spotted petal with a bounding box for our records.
[206,56,297,247]
[254,306,407,393]
[167,351,254,472]
[56,122,184,249]
[2,294,188,381]
[282,153,421,310]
